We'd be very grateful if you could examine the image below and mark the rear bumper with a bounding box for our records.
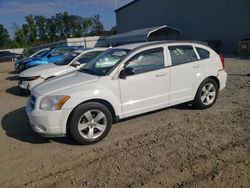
[217,69,227,91]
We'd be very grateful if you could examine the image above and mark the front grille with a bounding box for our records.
[30,95,36,110]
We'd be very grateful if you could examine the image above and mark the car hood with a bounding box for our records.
[20,63,67,78]
[33,71,99,96]
[16,57,32,64]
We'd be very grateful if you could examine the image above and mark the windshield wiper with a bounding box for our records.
[79,68,101,76]
[54,62,65,66]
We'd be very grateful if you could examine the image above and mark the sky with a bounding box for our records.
[0,0,133,36]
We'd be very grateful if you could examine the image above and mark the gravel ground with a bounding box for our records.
[0,57,249,188]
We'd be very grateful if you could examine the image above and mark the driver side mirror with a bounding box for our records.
[47,53,52,58]
[119,67,135,79]
[71,61,80,67]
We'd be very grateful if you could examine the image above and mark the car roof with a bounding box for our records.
[73,47,108,54]
[113,42,148,50]
[50,46,81,50]
[113,40,209,50]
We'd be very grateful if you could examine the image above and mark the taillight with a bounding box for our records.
[219,54,225,69]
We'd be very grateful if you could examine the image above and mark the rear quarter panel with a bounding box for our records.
[195,44,222,78]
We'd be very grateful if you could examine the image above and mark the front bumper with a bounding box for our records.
[15,63,27,71]
[26,97,72,137]
[18,77,44,91]
[14,63,19,71]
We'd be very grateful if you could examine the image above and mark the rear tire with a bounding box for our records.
[69,102,112,145]
[193,78,219,109]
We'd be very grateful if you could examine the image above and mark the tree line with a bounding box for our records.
[0,12,117,49]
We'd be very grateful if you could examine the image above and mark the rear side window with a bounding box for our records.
[126,47,165,75]
[168,45,198,66]
[196,47,210,59]
[78,51,103,64]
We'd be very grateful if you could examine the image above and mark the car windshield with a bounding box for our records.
[54,52,80,65]
[79,48,130,76]
[34,49,50,58]
[33,49,50,58]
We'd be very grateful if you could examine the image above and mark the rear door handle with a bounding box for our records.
[193,65,200,68]
[156,73,168,77]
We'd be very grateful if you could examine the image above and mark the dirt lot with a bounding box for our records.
[0,58,249,188]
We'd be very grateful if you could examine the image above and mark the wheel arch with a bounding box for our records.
[66,98,118,135]
[206,76,220,90]
[193,75,220,101]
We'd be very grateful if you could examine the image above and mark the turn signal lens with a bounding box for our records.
[40,95,71,110]
[55,96,71,110]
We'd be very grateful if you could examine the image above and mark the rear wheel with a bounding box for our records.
[193,78,219,109]
[69,102,112,145]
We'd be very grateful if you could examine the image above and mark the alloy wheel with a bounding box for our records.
[77,110,107,140]
[200,83,216,105]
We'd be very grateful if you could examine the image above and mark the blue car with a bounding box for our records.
[16,46,82,72]
[14,48,50,71]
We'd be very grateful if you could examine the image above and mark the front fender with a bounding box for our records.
[62,88,122,118]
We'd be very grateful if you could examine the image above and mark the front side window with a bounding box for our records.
[80,48,130,76]
[126,47,165,75]
[196,47,210,59]
[169,45,198,66]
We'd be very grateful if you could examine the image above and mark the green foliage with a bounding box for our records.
[90,14,104,36]
[15,29,28,48]
[34,15,47,41]
[0,24,10,49]
[1,12,115,49]
[24,15,37,44]
[22,48,30,57]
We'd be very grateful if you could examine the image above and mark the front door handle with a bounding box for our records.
[193,65,200,68]
[156,73,168,77]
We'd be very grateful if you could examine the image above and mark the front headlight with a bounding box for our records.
[40,95,70,111]
[23,62,29,68]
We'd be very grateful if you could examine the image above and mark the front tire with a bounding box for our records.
[193,78,219,109]
[69,102,112,145]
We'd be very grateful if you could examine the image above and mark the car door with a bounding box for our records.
[119,46,170,118]
[168,45,205,106]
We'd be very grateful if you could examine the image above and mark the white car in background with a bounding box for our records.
[19,48,107,92]
[26,41,227,145]
[14,48,50,72]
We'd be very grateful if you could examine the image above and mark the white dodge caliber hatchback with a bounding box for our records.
[26,41,227,144]
[19,48,107,91]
